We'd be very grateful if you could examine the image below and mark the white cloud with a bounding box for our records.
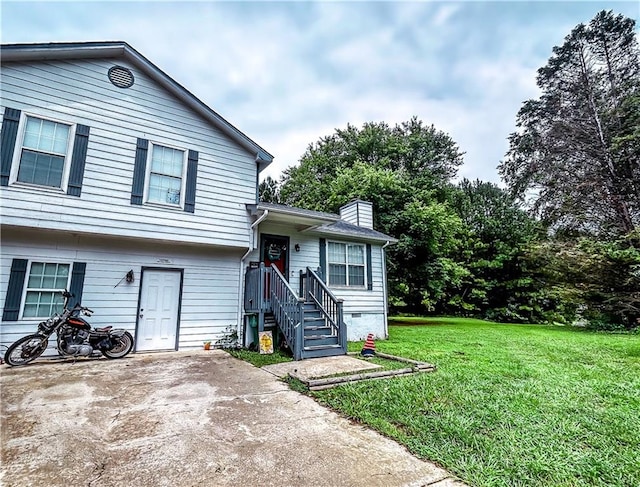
[432,3,462,27]
[2,0,637,189]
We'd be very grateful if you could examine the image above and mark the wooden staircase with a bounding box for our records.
[301,302,343,358]
[244,264,346,360]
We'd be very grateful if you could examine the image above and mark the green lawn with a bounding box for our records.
[314,318,640,487]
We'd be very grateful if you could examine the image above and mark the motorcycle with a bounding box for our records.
[3,290,133,366]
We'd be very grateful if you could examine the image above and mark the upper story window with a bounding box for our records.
[130,137,197,212]
[1,107,90,195]
[328,241,366,287]
[16,116,72,188]
[22,262,71,318]
[146,143,186,206]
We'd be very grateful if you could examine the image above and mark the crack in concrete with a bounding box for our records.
[421,475,454,486]
[86,460,107,487]
[110,410,121,424]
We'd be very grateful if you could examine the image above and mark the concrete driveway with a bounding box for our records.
[1,350,465,487]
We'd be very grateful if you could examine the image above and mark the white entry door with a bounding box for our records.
[136,269,182,351]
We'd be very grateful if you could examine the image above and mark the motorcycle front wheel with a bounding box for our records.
[4,334,49,366]
[101,331,133,359]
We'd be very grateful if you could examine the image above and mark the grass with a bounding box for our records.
[225,348,292,368]
[317,317,640,487]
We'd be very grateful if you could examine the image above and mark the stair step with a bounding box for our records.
[304,336,339,346]
[304,333,337,339]
[304,326,332,337]
[303,343,342,351]
[301,346,346,359]
[304,317,325,323]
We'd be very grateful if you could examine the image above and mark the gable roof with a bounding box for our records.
[1,41,273,171]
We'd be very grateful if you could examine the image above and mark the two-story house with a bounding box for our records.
[0,41,395,360]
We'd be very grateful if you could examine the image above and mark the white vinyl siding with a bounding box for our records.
[22,262,70,318]
[146,143,186,206]
[0,59,258,247]
[249,221,389,340]
[328,242,365,287]
[0,228,244,355]
[339,201,374,229]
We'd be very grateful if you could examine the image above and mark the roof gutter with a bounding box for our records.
[240,209,269,262]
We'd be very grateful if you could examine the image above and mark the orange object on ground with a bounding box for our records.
[361,333,376,357]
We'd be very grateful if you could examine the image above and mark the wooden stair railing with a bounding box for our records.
[268,265,305,360]
[245,264,346,360]
[302,267,347,354]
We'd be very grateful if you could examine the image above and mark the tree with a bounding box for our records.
[278,118,466,314]
[448,179,546,321]
[529,233,640,329]
[279,117,464,212]
[499,10,640,239]
[258,176,280,203]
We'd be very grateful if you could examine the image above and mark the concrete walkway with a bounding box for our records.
[1,350,466,487]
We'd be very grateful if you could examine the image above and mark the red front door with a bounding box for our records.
[261,234,289,278]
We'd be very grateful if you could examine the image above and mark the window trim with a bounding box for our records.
[143,141,188,209]
[9,112,77,193]
[326,240,367,288]
[19,260,73,320]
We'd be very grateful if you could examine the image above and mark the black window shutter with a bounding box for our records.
[2,259,28,321]
[66,124,90,197]
[1,108,21,187]
[319,238,326,282]
[68,262,87,308]
[366,244,373,290]
[184,150,198,213]
[130,138,148,205]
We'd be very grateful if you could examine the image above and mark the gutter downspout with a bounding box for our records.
[237,210,269,345]
[381,241,391,338]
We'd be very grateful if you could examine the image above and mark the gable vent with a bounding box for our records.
[108,65,134,88]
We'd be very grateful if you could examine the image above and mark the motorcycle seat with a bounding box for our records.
[95,326,113,332]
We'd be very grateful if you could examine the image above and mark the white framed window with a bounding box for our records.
[21,262,71,318]
[12,115,73,189]
[328,241,366,287]
[145,143,187,206]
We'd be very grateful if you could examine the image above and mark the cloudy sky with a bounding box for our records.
[2,1,638,184]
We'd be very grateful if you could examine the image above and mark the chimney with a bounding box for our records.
[339,200,373,229]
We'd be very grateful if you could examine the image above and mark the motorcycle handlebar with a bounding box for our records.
[71,303,93,314]
[63,290,93,315]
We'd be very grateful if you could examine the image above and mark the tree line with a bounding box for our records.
[260,10,640,330]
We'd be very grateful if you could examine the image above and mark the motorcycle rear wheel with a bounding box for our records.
[4,334,49,366]
[101,331,133,359]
